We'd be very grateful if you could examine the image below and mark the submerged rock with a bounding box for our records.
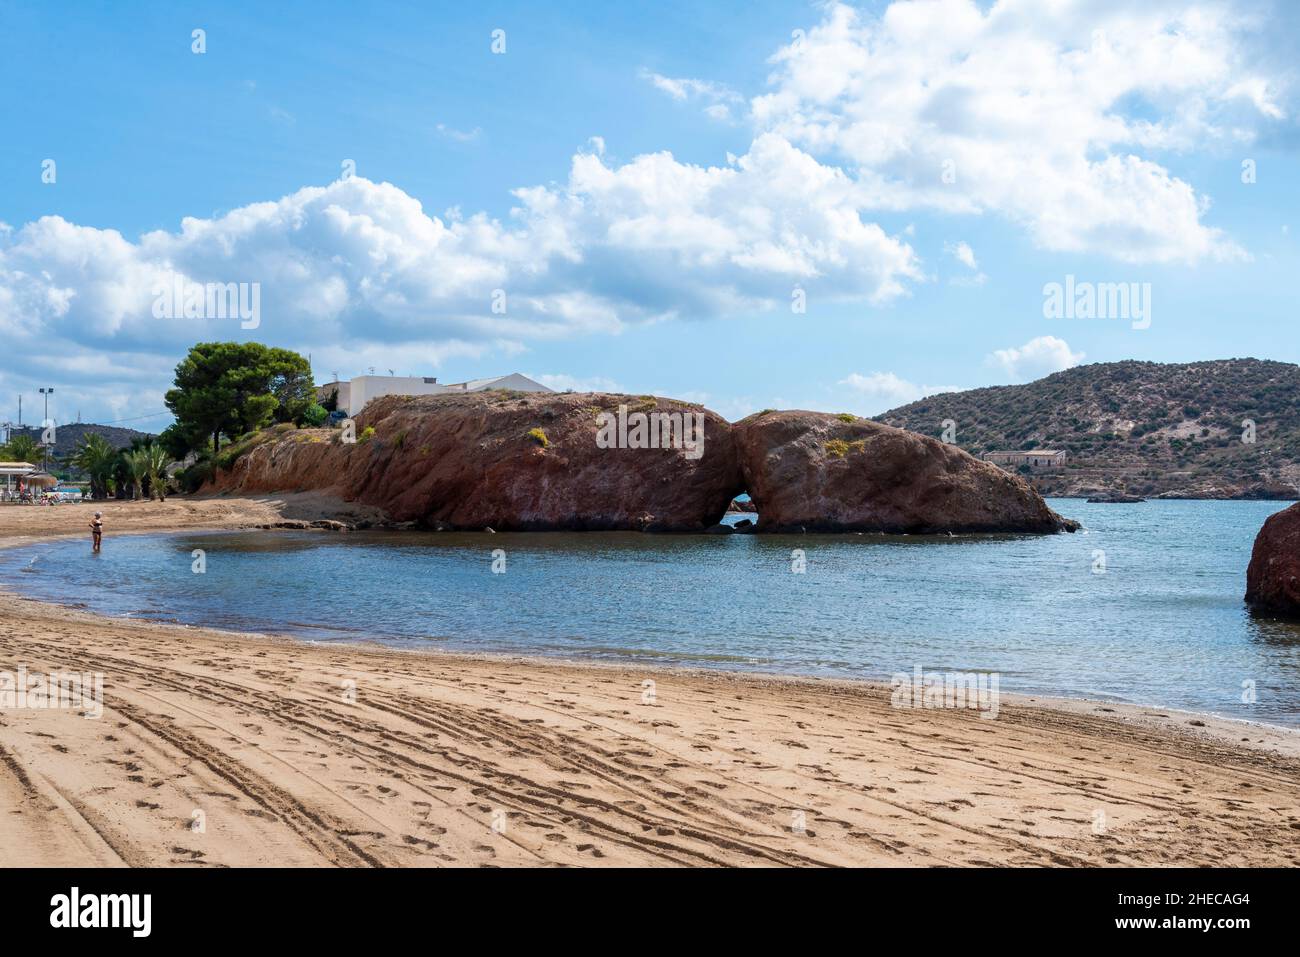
[732,410,1078,534]
[1245,502,1300,618]
[208,392,743,532]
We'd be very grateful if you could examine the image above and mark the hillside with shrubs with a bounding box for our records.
[876,359,1300,499]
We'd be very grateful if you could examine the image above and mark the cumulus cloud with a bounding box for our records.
[839,371,960,411]
[753,0,1283,263]
[986,335,1085,381]
[0,141,920,345]
[0,138,922,414]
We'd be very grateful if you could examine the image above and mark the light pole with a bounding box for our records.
[38,387,54,470]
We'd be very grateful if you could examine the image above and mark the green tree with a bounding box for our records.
[72,434,119,499]
[3,434,41,463]
[157,422,201,461]
[164,342,315,455]
[124,447,149,500]
[270,362,317,425]
[144,443,171,501]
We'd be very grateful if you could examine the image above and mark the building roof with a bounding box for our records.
[328,372,550,391]
[444,376,500,391]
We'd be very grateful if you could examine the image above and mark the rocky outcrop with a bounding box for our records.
[1151,482,1299,501]
[733,411,1078,534]
[207,392,743,532]
[727,497,757,513]
[1245,502,1300,618]
[206,395,1079,535]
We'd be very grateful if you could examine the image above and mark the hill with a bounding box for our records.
[4,422,156,461]
[875,359,1300,499]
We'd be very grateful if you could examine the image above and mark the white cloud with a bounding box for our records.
[839,371,960,412]
[753,0,1283,263]
[944,239,987,285]
[945,240,978,271]
[436,123,482,142]
[986,335,1085,381]
[0,139,922,414]
[641,69,743,121]
[1,142,921,340]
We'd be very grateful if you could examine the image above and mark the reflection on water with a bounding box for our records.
[3,499,1300,725]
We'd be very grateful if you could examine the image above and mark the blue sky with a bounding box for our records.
[1,0,1298,429]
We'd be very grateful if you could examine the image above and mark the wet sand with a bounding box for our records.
[2,497,1299,867]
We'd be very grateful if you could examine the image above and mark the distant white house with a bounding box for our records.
[319,373,552,416]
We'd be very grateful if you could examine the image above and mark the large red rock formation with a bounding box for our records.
[732,410,1078,534]
[1245,502,1300,617]
[207,392,743,531]
[207,395,1080,535]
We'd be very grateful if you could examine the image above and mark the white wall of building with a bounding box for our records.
[347,376,444,414]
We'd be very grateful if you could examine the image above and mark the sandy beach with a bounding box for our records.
[1,497,1299,867]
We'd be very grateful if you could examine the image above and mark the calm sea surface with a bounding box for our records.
[4,499,1299,725]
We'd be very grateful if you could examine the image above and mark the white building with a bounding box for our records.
[320,373,552,416]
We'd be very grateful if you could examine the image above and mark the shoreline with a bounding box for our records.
[2,498,1294,735]
[2,497,1299,866]
[7,569,1299,746]
[5,573,1298,743]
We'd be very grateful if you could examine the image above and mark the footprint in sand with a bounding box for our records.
[401,834,438,850]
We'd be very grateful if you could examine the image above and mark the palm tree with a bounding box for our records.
[3,434,41,463]
[124,447,149,500]
[72,434,119,500]
[144,443,171,501]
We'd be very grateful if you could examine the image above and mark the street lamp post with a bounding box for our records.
[38,387,54,470]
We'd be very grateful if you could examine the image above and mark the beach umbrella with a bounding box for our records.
[25,472,58,488]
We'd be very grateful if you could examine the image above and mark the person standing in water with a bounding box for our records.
[90,511,103,553]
